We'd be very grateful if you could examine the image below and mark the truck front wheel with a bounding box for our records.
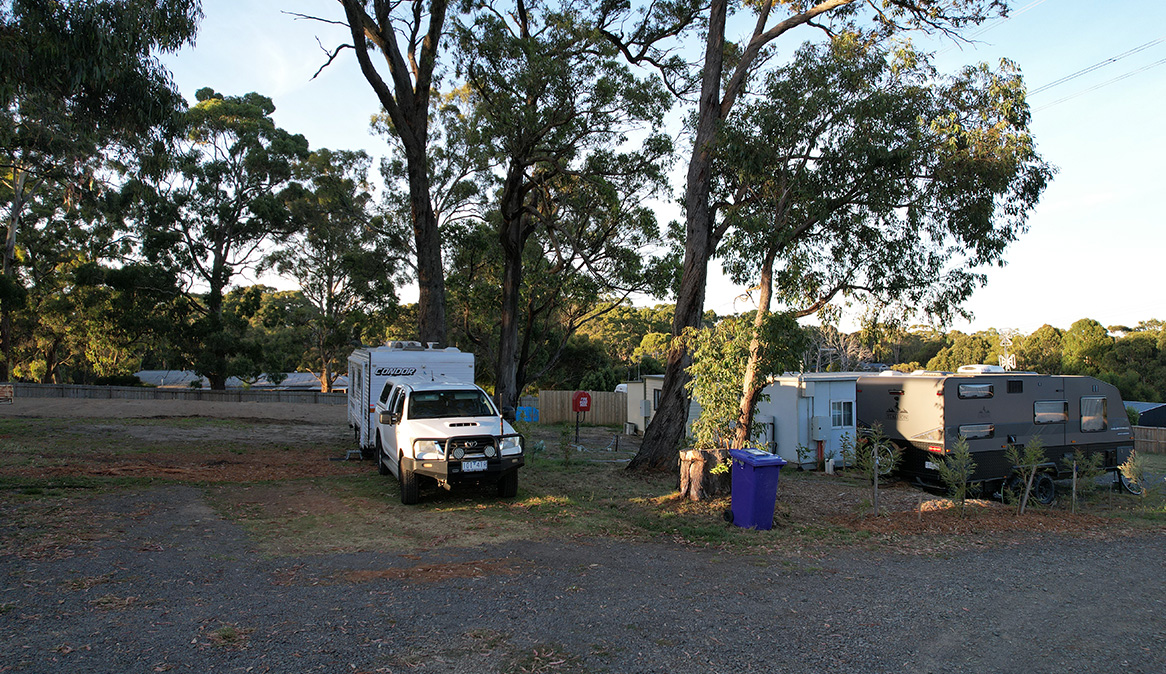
[399,454,419,505]
[497,471,518,499]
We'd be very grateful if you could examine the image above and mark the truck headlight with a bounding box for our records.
[499,436,522,456]
[415,440,444,460]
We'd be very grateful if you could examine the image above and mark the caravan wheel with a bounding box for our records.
[1032,473,1056,505]
[1118,472,1143,495]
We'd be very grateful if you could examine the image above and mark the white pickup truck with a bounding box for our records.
[372,378,524,504]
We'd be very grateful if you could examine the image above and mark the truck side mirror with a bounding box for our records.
[501,406,516,422]
[379,411,398,425]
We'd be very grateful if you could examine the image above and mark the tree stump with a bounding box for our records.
[678,448,732,501]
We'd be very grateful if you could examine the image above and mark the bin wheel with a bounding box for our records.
[723,509,734,524]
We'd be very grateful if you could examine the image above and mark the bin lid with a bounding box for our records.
[729,448,788,467]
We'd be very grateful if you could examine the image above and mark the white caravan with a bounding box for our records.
[347,342,523,504]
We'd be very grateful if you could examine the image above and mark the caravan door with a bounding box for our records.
[1029,376,1067,450]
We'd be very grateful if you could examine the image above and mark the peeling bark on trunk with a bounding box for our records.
[734,249,776,448]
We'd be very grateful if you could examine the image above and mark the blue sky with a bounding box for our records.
[162,0,1166,335]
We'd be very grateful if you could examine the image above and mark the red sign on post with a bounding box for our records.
[571,391,591,413]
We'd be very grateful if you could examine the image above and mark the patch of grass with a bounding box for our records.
[206,457,877,555]
[63,573,115,591]
[205,622,254,648]
[504,644,588,674]
[87,594,138,610]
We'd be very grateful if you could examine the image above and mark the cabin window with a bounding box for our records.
[958,423,995,440]
[652,388,662,411]
[958,384,994,399]
[1007,380,1023,394]
[392,390,406,417]
[1080,397,1108,432]
[1034,400,1068,425]
[831,400,854,428]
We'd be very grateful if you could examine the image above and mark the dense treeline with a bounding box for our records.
[13,0,1133,457]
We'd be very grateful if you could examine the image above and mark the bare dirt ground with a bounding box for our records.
[1,396,348,423]
[1,397,1164,673]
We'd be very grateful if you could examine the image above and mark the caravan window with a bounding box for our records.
[1034,400,1068,424]
[831,400,854,428]
[379,382,393,404]
[958,423,994,440]
[958,384,994,399]
[1080,397,1108,432]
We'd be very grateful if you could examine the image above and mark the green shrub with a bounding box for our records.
[935,436,977,518]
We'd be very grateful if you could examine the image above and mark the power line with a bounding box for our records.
[964,0,1050,40]
[936,0,1050,56]
[1034,56,1166,111]
[1029,37,1166,95]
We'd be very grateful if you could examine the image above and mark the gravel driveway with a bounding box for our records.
[2,485,1163,674]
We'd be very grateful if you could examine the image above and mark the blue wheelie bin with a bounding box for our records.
[727,448,787,530]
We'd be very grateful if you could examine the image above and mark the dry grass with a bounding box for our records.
[2,416,1161,561]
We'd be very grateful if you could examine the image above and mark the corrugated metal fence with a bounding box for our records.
[9,383,346,405]
[538,390,626,426]
[1134,426,1166,454]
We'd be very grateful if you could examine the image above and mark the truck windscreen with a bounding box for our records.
[408,390,497,419]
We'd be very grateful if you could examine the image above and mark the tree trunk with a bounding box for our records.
[321,359,333,393]
[205,262,227,391]
[341,0,449,347]
[678,448,732,501]
[495,213,526,418]
[734,249,776,448]
[405,150,447,346]
[2,169,28,382]
[628,0,727,473]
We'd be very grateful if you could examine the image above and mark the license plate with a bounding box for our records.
[463,460,487,472]
[924,460,938,471]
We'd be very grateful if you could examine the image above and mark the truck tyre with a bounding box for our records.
[399,454,419,505]
[376,434,390,476]
[497,471,518,498]
[1033,473,1056,505]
